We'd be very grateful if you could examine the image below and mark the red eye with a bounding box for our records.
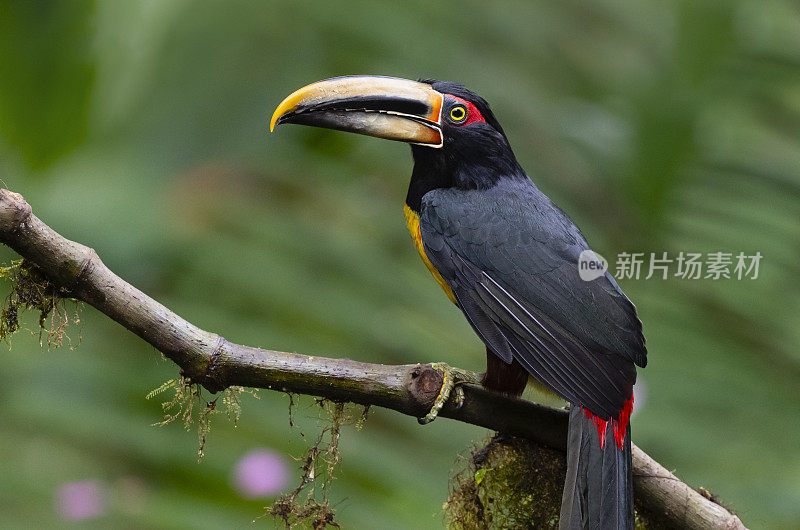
[448,95,486,126]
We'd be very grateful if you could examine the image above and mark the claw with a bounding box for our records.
[418,363,481,425]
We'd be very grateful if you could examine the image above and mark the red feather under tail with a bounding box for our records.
[582,394,634,450]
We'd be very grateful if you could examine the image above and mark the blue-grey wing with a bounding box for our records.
[420,184,646,419]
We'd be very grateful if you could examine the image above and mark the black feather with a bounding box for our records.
[419,182,644,420]
[560,406,633,529]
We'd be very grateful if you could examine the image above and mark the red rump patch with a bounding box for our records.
[582,395,634,450]
[449,95,486,126]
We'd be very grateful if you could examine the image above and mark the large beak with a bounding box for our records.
[270,76,444,148]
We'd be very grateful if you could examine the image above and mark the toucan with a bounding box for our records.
[271,75,647,529]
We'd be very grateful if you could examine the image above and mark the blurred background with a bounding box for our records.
[0,1,799,528]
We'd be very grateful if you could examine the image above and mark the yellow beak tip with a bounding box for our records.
[270,92,301,134]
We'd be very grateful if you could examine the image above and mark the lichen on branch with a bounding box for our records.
[146,376,260,459]
[0,258,81,348]
[446,435,566,529]
[268,400,370,529]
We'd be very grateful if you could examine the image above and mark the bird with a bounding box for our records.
[270,75,647,529]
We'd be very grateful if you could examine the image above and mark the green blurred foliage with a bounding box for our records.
[0,1,799,528]
[0,1,95,168]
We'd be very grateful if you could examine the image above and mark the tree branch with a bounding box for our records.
[0,188,745,529]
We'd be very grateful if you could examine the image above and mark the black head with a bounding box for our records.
[407,79,525,211]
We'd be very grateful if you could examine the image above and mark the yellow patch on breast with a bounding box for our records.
[404,204,456,304]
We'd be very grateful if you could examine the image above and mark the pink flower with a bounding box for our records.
[56,480,106,520]
[232,449,289,498]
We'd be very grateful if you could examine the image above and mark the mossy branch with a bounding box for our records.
[0,189,746,530]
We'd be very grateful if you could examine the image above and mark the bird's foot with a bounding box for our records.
[418,363,482,425]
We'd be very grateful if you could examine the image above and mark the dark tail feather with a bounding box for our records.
[559,405,633,530]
